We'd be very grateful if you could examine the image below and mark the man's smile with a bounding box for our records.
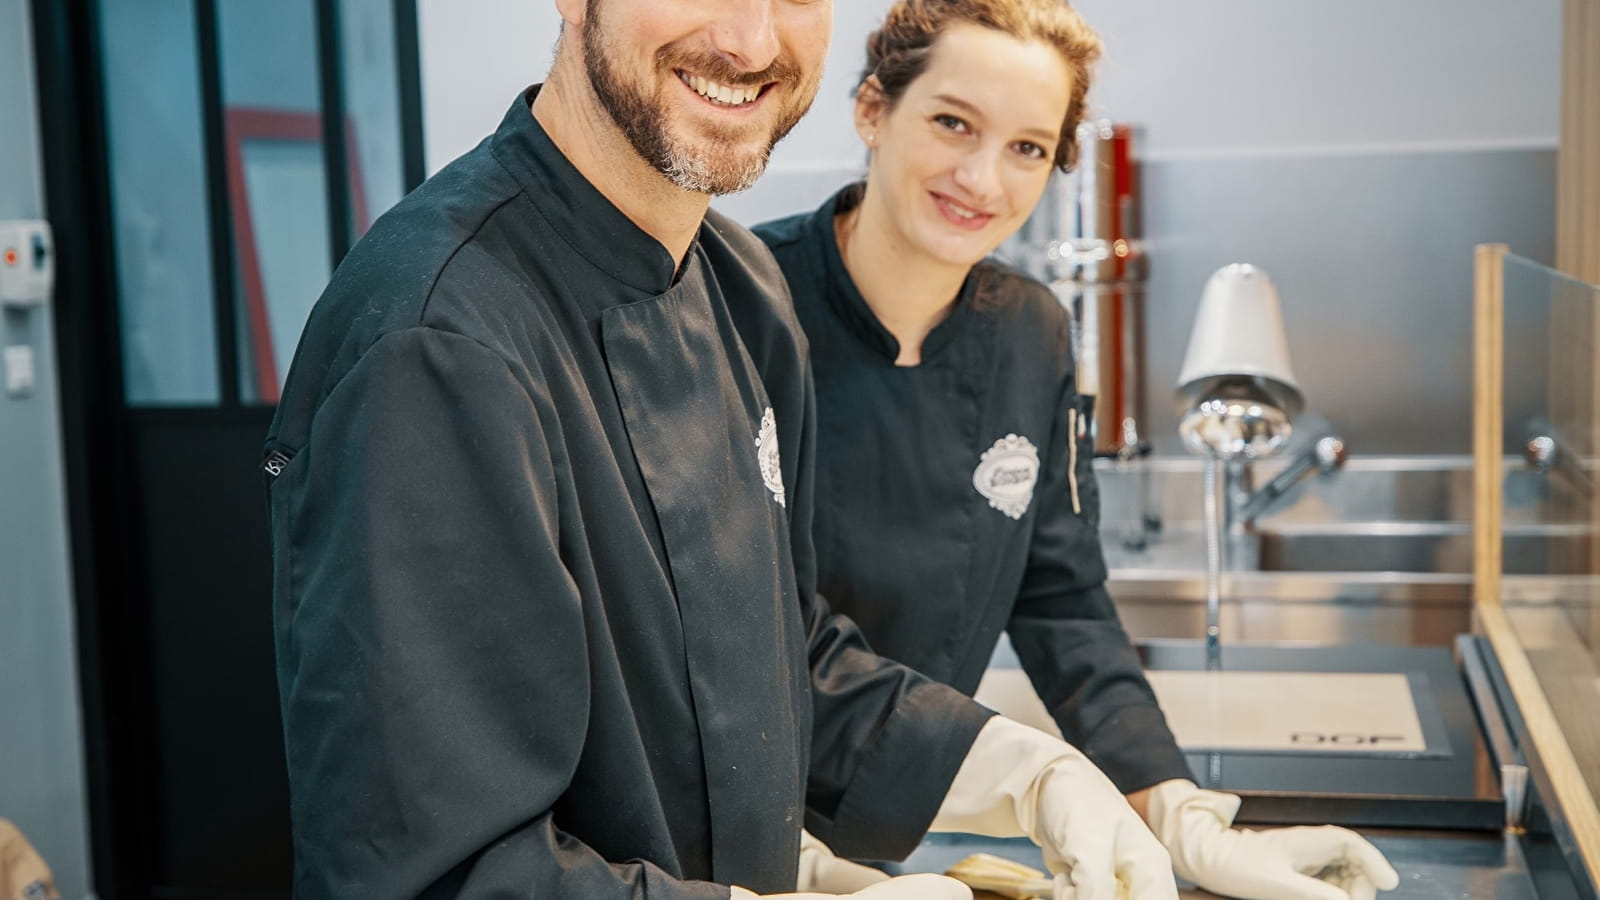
[675,69,771,109]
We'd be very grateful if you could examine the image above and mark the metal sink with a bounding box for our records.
[1098,455,1589,576]
[1093,455,1590,647]
[1255,523,1593,575]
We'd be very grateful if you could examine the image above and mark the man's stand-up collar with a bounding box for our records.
[491,86,681,297]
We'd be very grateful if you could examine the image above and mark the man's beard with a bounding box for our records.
[581,4,818,195]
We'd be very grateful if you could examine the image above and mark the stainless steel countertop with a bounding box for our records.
[900,829,1538,899]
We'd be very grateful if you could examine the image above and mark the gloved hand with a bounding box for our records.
[931,716,1178,900]
[1145,779,1400,900]
[796,829,892,892]
[731,872,972,899]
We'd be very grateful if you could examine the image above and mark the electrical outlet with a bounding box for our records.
[5,344,36,397]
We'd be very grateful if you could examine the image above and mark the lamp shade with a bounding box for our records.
[1176,264,1303,415]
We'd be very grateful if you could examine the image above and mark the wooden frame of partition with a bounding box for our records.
[1473,242,1600,892]
[1558,0,1600,286]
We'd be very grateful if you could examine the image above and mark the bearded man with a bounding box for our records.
[265,2,1177,898]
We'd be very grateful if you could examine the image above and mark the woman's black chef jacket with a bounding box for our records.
[754,187,1191,795]
[265,92,991,899]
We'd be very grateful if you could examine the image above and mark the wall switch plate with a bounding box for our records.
[5,345,35,397]
[0,220,54,309]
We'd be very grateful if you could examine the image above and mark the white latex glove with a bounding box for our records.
[1145,779,1401,900]
[931,716,1178,900]
[731,872,972,899]
[796,829,892,892]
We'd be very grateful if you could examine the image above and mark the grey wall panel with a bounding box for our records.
[1073,0,1560,158]
[1140,147,1556,455]
[0,0,93,897]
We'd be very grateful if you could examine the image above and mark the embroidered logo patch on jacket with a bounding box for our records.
[757,406,785,507]
[973,433,1040,519]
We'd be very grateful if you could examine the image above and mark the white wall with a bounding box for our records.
[419,1,557,171]
[419,0,893,177]
[420,0,1561,181]
[1,0,93,897]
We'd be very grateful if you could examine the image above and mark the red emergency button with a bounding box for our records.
[2,248,17,267]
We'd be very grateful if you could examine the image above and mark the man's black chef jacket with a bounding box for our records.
[264,92,991,899]
[754,187,1191,794]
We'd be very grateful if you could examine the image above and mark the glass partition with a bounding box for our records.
[338,0,408,242]
[1498,252,1600,789]
[1476,244,1600,888]
[96,0,418,410]
[216,0,333,404]
[99,0,221,404]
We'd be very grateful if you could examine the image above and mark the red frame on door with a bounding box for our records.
[223,107,370,403]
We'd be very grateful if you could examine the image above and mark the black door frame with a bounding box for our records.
[30,1,424,895]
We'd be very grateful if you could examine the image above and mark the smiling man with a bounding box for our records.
[264,1,1175,898]
[566,0,813,195]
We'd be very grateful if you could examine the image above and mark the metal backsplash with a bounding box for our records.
[1138,146,1556,456]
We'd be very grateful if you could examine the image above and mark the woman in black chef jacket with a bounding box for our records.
[756,2,1399,899]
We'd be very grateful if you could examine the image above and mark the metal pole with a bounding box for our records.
[1203,455,1227,788]
[1203,454,1225,672]
[194,0,241,406]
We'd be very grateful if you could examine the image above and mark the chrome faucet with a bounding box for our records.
[1230,435,1348,527]
[1218,434,1345,573]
